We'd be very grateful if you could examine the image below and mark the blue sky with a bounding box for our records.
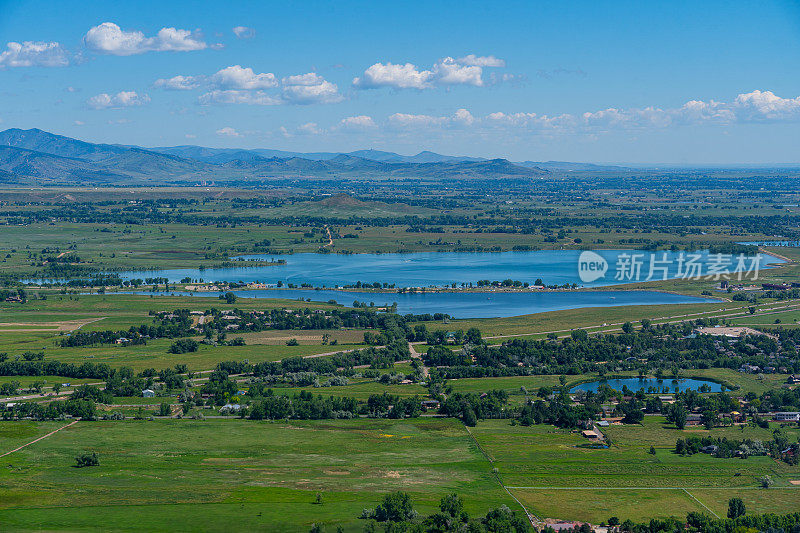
[1,0,799,164]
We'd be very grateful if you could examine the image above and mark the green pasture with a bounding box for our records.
[470,418,800,523]
[0,418,511,532]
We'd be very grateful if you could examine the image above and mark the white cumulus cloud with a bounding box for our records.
[198,69,342,105]
[87,91,150,109]
[338,115,377,130]
[84,22,207,55]
[210,65,277,89]
[733,90,800,121]
[282,73,342,104]
[216,126,241,137]
[353,54,505,90]
[432,57,483,87]
[353,63,433,89]
[153,75,202,90]
[353,62,433,90]
[452,108,475,126]
[0,41,69,68]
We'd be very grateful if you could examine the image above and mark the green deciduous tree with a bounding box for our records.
[728,497,745,519]
[75,452,99,468]
[373,491,417,522]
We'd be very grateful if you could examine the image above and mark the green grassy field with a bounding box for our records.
[472,418,800,523]
[1,416,797,531]
[0,418,512,532]
[430,300,748,338]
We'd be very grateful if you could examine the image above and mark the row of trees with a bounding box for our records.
[676,433,798,464]
[244,390,423,420]
[2,398,97,420]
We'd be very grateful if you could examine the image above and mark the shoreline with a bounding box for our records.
[29,283,724,298]
[759,246,795,263]
[22,244,785,276]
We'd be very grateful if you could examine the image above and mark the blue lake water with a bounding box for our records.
[116,249,781,288]
[571,377,723,394]
[125,288,712,319]
[97,248,779,318]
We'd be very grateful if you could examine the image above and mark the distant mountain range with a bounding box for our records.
[0,128,627,185]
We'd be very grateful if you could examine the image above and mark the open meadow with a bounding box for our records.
[473,418,800,523]
[0,418,510,532]
[0,416,798,531]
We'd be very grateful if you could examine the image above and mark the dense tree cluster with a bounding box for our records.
[0,288,27,302]
[426,321,800,376]
[423,345,472,367]
[246,390,359,420]
[0,357,114,379]
[103,366,185,397]
[214,341,412,382]
[438,391,510,426]
[758,386,800,411]
[356,492,531,533]
[58,310,193,347]
[2,398,97,420]
[168,338,198,354]
[675,432,798,464]
[517,398,596,429]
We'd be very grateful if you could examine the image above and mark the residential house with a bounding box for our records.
[686,414,703,426]
[421,400,440,410]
